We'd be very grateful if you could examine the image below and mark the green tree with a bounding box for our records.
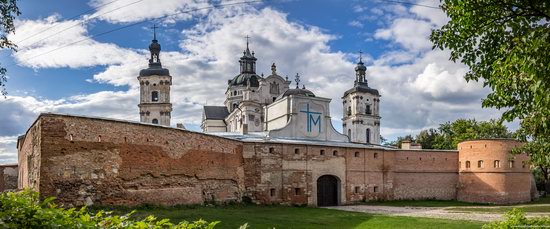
[415,128,438,149]
[431,0,550,190]
[0,0,20,96]
[432,119,512,150]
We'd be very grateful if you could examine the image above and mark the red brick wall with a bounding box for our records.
[20,114,244,206]
[457,139,531,204]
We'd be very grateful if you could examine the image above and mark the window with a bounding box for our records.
[294,148,300,154]
[459,161,461,168]
[466,161,471,168]
[348,129,351,137]
[294,188,301,195]
[366,104,371,115]
[270,188,276,197]
[366,129,371,143]
[151,91,159,102]
[152,119,159,124]
[354,186,360,194]
[494,160,500,168]
[347,107,351,116]
[333,150,338,156]
[374,153,378,159]
[478,160,484,168]
[248,114,255,121]
[273,97,276,102]
[355,152,360,157]
[373,186,378,193]
[509,160,515,168]
[269,147,274,153]
[320,150,325,155]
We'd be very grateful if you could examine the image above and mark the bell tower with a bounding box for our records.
[342,52,381,144]
[138,26,172,126]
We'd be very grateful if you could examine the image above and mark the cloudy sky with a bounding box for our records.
[0,0,509,164]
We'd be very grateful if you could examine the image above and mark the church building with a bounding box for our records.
[201,41,373,144]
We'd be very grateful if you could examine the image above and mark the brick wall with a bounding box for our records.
[0,165,18,192]
[18,114,244,206]
[457,139,531,204]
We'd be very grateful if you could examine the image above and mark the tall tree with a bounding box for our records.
[431,0,550,190]
[0,0,20,96]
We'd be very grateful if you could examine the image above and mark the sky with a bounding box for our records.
[0,0,513,164]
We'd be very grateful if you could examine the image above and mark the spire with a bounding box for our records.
[152,24,157,41]
[148,24,162,67]
[355,50,367,86]
[239,35,257,74]
[295,73,300,89]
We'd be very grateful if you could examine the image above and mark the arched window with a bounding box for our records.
[366,104,371,115]
[478,160,484,168]
[366,129,371,143]
[466,161,471,168]
[494,160,500,168]
[152,119,159,124]
[347,107,351,116]
[509,160,515,168]
[232,103,238,111]
[348,129,351,137]
[151,91,159,102]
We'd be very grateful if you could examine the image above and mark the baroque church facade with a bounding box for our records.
[12,33,535,207]
[200,41,381,145]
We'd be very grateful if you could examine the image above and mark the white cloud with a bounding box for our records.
[374,18,433,51]
[348,20,363,28]
[87,0,212,24]
[11,15,141,68]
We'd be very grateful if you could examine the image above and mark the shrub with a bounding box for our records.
[0,189,220,228]
[483,208,550,229]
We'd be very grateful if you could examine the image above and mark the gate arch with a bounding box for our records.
[317,175,340,206]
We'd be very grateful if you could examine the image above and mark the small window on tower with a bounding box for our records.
[152,91,159,102]
[152,119,159,124]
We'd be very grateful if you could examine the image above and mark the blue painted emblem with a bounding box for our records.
[300,103,322,133]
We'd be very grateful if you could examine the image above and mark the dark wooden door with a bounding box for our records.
[317,175,338,206]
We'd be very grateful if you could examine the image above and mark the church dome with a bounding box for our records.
[139,65,170,76]
[229,73,260,87]
[276,88,315,100]
[355,61,366,71]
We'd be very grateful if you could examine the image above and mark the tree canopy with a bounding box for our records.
[390,119,513,150]
[0,0,20,97]
[431,0,550,190]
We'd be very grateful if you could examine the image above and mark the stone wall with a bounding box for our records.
[18,114,244,206]
[0,164,18,192]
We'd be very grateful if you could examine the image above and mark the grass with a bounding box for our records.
[448,205,550,213]
[93,204,484,229]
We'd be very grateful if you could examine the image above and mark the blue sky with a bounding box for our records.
[0,0,510,164]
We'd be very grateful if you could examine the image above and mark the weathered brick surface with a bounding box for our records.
[19,114,244,206]
[16,114,532,206]
[0,165,18,192]
[457,140,531,204]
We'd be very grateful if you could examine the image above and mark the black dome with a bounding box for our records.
[139,64,170,76]
[276,88,316,100]
[229,73,260,87]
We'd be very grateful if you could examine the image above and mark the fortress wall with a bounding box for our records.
[458,139,531,204]
[392,150,459,200]
[17,120,42,191]
[345,148,389,202]
[22,114,244,206]
[0,164,18,192]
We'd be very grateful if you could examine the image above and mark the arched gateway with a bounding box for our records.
[317,175,339,206]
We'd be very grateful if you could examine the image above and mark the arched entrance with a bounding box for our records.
[317,175,339,206]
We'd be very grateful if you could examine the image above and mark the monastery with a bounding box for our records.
[5,33,537,206]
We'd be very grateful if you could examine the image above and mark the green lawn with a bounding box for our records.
[94,205,484,229]
[449,205,550,213]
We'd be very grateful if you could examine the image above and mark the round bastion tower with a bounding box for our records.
[138,28,172,126]
[457,139,534,204]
